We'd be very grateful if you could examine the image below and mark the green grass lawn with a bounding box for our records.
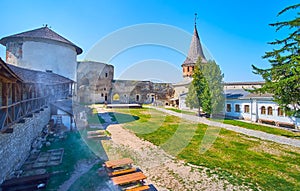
[87,108,105,124]
[221,119,300,140]
[44,132,102,190]
[166,107,300,140]
[111,108,300,191]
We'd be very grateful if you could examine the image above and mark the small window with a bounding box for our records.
[267,107,273,115]
[101,93,104,97]
[226,104,231,112]
[278,107,284,116]
[244,105,250,113]
[105,73,108,78]
[261,106,266,115]
[104,87,106,91]
[136,94,140,102]
[235,104,240,112]
[187,67,190,72]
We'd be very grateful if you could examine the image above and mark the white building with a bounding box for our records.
[224,82,300,129]
[0,26,82,81]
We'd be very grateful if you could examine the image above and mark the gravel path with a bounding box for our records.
[151,107,300,148]
[104,124,252,191]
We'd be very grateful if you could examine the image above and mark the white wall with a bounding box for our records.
[8,40,77,81]
[225,98,299,128]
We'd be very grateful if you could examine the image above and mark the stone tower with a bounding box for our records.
[182,21,206,78]
[0,26,82,81]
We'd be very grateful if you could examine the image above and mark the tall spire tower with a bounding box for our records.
[182,13,207,78]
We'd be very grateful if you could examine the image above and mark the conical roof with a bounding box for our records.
[182,25,206,66]
[0,26,82,55]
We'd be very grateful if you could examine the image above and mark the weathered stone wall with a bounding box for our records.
[0,107,50,184]
[111,80,174,104]
[77,61,114,104]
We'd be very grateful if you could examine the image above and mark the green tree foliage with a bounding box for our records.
[186,59,224,116]
[252,4,300,116]
[201,60,225,115]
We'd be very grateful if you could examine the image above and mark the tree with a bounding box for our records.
[252,4,300,116]
[186,58,224,116]
[200,60,224,115]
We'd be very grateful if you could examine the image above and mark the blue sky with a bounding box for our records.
[0,0,298,82]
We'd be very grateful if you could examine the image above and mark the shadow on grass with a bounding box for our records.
[108,112,139,124]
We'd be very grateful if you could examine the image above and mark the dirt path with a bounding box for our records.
[102,124,253,191]
[57,159,99,191]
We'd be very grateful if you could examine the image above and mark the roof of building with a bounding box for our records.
[182,25,206,66]
[0,58,23,82]
[225,89,250,99]
[7,64,73,85]
[51,99,73,115]
[173,77,193,86]
[224,81,265,86]
[225,88,273,99]
[0,26,82,55]
[243,92,273,99]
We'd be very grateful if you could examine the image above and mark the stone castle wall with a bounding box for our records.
[111,80,174,104]
[77,61,114,104]
[0,107,50,184]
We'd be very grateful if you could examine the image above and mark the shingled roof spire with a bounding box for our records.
[182,15,207,67]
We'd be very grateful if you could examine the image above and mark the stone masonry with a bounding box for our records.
[0,107,50,184]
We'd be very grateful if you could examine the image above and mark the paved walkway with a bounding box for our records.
[151,106,300,148]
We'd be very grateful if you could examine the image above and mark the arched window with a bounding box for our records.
[136,94,140,102]
[113,93,120,101]
[277,107,284,116]
[244,105,250,113]
[261,106,266,114]
[267,107,273,115]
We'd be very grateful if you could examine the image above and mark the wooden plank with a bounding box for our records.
[109,168,137,177]
[87,134,106,139]
[1,173,50,188]
[111,172,146,185]
[87,130,105,135]
[105,158,133,168]
[126,185,150,191]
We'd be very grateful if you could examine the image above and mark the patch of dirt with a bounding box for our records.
[249,141,291,157]
[102,124,253,191]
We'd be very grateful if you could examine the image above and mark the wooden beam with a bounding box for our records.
[2,128,13,133]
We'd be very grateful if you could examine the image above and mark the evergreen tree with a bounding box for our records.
[186,59,224,116]
[200,60,224,115]
[252,4,300,116]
